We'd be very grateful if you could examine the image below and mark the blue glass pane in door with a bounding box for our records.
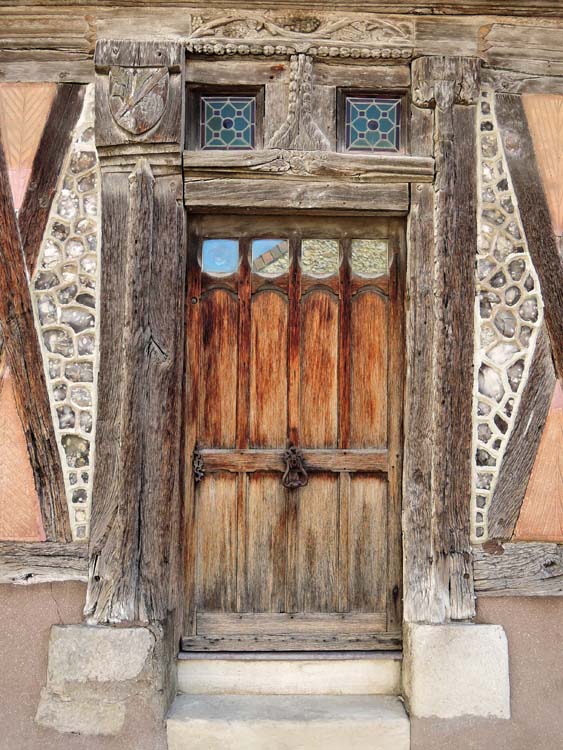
[344,97,401,152]
[200,96,256,150]
[201,239,239,275]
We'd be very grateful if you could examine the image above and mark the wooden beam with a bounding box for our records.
[474,541,563,596]
[482,67,563,95]
[488,328,555,540]
[185,178,409,214]
[19,83,84,274]
[0,141,71,542]
[0,541,87,585]
[200,448,388,474]
[403,56,479,623]
[85,41,186,626]
[184,150,434,183]
[496,93,563,385]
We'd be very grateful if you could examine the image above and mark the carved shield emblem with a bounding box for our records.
[109,66,169,136]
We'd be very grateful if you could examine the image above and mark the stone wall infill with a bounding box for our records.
[35,622,175,736]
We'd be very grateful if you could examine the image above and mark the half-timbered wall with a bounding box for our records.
[1,2,563,609]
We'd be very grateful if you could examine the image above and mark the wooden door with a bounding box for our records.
[184,215,404,651]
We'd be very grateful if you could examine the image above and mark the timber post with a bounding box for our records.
[403,56,480,623]
[85,40,187,629]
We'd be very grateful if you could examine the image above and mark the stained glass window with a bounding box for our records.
[351,239,389,277]
[201,239,239,275]
[301,239,340,278]
[252,239,289,277]
[344,97,401,153]
[200,96,256,151]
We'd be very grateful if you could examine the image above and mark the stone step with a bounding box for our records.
[177,652,401,695]
[166,694,410,750]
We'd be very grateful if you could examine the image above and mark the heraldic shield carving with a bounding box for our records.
[109,66,169,135]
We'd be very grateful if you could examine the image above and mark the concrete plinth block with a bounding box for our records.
[35,622,172,736]
[167,694,410,750]
[403,623,510,719]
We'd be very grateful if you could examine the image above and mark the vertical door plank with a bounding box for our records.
[288,237,301,446]
[349,474,388,613]
[199,289,238,448]
[240,472,287,612]
[237,244,251,449]
[300,291,339,448]
[337,471,351,613]
[196,472,238,613]
[338,243,352,449]
[297,473,339,612]
[350,290,388,448]
[250,290,288,448]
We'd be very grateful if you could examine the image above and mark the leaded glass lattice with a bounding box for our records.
[344,97,401,153]
[200,96,256,151]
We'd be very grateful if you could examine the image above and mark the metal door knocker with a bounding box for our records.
[282,445,308,489]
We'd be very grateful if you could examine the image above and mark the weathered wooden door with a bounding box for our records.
[184,214,404,651]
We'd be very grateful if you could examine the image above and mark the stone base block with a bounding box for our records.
[403,623,510,719]
[35,622,174,736]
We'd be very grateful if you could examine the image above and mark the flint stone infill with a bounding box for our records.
[403,623,510,719]
[36,624,169,736]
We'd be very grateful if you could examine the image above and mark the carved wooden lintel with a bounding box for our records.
[186,12,414,61]
[86,40,186,627]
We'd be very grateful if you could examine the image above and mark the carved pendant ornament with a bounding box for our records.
[109,66,169,135]
[186,11,413,60]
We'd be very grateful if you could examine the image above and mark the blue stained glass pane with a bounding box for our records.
[200,96,256,151]
[344,96,401,153]
[201,239,239,275]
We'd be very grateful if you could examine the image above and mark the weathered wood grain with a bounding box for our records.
[199,449,389,473]
[0,141,70,542]
[19,83,84,273]
[0,541,87,584]
[86,41,186,625]
[181,632,402,652]
[431,100,477,621]
[488,329,555,540]
[197,611,387,636]
[404,56,478,623]
[496,93,563,384]
[185,178,409,213]
[485,24,563,77]
[482,68,563,96]
[474,541,563,596]
[183,150,435,183]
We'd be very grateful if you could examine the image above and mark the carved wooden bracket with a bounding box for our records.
[412,56,481,109]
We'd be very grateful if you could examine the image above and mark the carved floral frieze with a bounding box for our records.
[186,11,413,59]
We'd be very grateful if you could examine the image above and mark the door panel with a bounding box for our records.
[250,291,288,448]
[300,291,339,449]
[184,215,404,651]
[199,290,238,448]
[241,472,287,612]
[350,290,388,448]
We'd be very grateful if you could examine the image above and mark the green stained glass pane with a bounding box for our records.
[344,96,401,153]
[200,96,256,151]
[301,239,340,278]
[252,239,289,277]
[351,239,389,278]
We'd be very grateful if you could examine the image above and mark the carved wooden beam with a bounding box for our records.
[85,41,186,626]
[0,141,71,542]
[474,541,563,596]
[403,56,480,623]
[495,93,563,385]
